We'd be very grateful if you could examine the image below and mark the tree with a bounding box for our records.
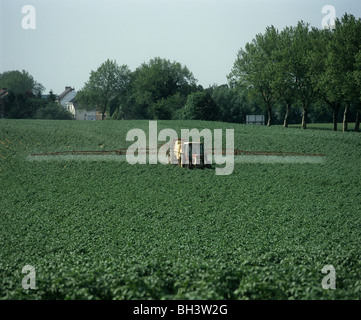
[0,70,44,95]
[291,22,319,129]
[149,93,185,120]
[0,70,45,119]
[47,90,57,103]
[77,59,132,120]
[132,57,198,119]
[272,26,298,128]
[34,102,73,120]
[325,14,361,132]
[211,85,238,122]
[308,28,341,131]
[107,96,120,118]
[228,26,279,126]
[181,91,219,121]
[354,50,361,132]
[210,84,261,123]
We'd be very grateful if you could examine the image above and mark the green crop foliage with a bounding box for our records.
[0,119,360,300]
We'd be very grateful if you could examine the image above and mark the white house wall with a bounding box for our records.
[76,108,96,120]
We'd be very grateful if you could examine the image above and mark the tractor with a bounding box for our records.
[169,139,211,169]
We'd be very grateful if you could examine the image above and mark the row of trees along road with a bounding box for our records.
[228,14,361,131]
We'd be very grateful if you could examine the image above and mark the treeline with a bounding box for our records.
[76,57,263,122]
[76,57,344,126]
[76,13,361,131]
[0,70,73,120]
[229,13,361,131]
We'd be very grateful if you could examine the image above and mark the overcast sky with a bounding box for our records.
[1,0,360,94]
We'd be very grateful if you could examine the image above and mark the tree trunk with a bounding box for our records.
[343,102,349,132]
[267,103,272,126]
[301,107,307,129]
[355,104,361,132]
[283,103,291,128]
[332,103,340,132]
[102,111,105,120]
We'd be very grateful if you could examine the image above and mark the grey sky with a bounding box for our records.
[1,0,360,94]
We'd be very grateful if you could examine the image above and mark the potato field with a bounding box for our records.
[0,119,360,299]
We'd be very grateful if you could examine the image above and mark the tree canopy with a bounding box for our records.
[130,57,198,120]
[181,91,219,121]
[0,70,44,95]
[77,59,132,120]
[229,13,361,131]
[228,26,279,126]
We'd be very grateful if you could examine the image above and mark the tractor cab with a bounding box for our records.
[169,139,211,169]
[181,142,205,168]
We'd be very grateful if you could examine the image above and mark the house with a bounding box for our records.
[56,86,96,120]
[57,86,108,120]
[63,98,96,121]
[56,86,77,107]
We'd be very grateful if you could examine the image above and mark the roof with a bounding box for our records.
[57,86,74,102]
